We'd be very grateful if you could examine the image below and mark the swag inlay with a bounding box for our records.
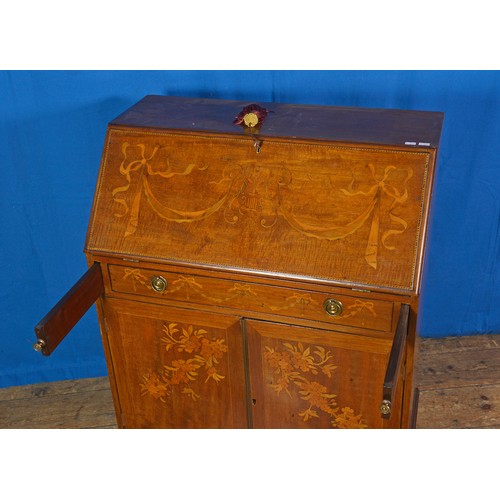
[112,142,413,269]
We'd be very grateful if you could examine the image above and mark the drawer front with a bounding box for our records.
[87,129,432,292]
[108,264,394,332]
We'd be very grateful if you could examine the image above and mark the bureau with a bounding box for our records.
[34,95,443,428]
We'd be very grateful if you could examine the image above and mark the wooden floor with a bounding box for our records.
[1,334,499,429]
[415,334,499,428]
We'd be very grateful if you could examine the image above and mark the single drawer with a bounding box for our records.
[108,264,394,332]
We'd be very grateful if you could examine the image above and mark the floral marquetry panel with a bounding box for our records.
[101,299,247,428]
[246,320,403,428]
[86,129,432,292]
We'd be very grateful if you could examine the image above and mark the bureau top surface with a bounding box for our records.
[110,95,443,148]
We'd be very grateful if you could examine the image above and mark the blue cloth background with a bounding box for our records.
[1,70,499,389]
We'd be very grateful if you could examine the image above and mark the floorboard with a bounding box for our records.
[415,334,500,429]
[0,377,117,429]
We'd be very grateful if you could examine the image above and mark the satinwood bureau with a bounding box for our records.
[34,95,443,429]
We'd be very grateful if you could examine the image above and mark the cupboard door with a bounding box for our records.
[102,298,248,428]
[246,320,404,429]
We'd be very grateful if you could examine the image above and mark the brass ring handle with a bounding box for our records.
[150,276,168,293]
[323,298,343,317]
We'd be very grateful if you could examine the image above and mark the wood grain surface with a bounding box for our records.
[415,335,500,429]
[110,95,444,147]
[34,263,104,355]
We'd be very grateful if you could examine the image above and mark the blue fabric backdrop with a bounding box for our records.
[1,70,499,388]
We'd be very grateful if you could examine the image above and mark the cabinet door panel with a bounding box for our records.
[103,298,247,428]
[246,320,403,429]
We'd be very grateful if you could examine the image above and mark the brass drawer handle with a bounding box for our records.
[323,298,343,317]
[150,276,168,293]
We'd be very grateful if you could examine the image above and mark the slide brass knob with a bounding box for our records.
[150,276,168,293]
[33,339,46,353]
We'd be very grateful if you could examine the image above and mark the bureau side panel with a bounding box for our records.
[86,130,432,291]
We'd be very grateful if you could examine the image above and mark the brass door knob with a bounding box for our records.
[380,399,392,416]
[150,276,168,293]
[323,298,343,317]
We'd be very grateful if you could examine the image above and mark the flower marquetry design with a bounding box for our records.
[140,322,228,403]
[263,341,367,428]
